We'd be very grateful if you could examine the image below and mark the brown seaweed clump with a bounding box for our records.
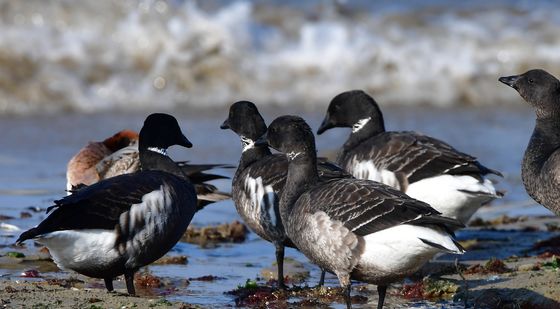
[135,271,163,288]
[401,278,459,300]
[226,280,367,307]
[464,258,511,275]
[181,221,248,247]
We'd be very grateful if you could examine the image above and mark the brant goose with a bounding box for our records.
[317,90,502,225]
[66,130,231,209]
[259,115,465,309]
[499,69,560,215]
[221,101,350,288]
[17,113,198,295]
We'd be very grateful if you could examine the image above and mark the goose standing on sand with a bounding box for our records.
[220,101,349,288]
[66,129,230,208]
[316,90,502,225]
[258,115,465,309]
[499,69,560,215]
[17,113,198,295]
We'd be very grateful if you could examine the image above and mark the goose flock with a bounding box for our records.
[15,68,560,308]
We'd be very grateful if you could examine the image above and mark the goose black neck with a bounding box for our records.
[525,117,560,166]
[139,149,188,180]
[279,150,319,220]
[239,145,272,171]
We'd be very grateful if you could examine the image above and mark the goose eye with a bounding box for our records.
[528,78,534,84]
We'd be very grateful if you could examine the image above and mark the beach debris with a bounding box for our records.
[20,269,40,278]
[189,275,225,281]
[401,278,459,300]
[153,255,188,265]
[46,277,84,288]
[260,257,309,284]
[541,255,560,269]
[0,223,20,231]
[456,287,560,309]
[181,221,248,247]
[468,215,527,227]
[5,252,25,258]
[26,206,43,213]
[135,271,163,288]
[226,279,367,307]
[19,212,32,219]
[517,263,541,272]
[531,235,560,256]
[464,258,511,275]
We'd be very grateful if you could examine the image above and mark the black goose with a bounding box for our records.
[259,115,465,309]
[499,69,560,216]
[317,90,502,225]
[17,113,198,295]
[220,101,350,288]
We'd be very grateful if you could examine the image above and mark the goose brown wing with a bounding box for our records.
[302,178,464,237]
[352,132,500,183]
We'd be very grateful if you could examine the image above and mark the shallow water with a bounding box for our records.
[0,105,556,307]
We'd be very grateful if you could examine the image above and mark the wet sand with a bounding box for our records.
[1,215,560,308]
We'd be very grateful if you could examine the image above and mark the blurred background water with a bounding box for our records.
[0,1,558,307]
[0,0,559,114]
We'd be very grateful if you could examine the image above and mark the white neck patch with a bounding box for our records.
[352,117,371,133]
[240,136,255,152]
[147,147,168,156]
[286,151,302,160]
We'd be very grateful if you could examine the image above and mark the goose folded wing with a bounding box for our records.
[367,132,500,183]
[309,179,464,237]
[245,154,288,191]
[95,144,140,179]
[41,171,170,233]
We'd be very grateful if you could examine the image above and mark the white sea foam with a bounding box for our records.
[0,0,559,114]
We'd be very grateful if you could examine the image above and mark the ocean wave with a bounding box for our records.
[0,0,559,114]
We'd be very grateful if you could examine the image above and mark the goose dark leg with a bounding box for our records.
[124,270,136,295]
[377,285,387,309]
[104,278,114,292]
[336,272,352,309]
[318,269,326,287]
[344,282,352,309]
[275,243,287,289]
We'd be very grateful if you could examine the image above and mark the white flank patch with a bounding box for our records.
[35,230,119,272]
[122,185,173,268]
[351,160,401,190]
[406,174,499,224]
[352,117,371,133]
[359,224,462,274]
[147,147,168,156]
[244,176,278,227]
[240,136,255,152]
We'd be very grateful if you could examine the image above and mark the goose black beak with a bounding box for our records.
[317,116,334,135]
[499,75,521,89]
[179,134,193,148]
[254,133,268,147]
[220,119,230,130]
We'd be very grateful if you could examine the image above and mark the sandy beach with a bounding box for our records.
[1,214,560,308]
